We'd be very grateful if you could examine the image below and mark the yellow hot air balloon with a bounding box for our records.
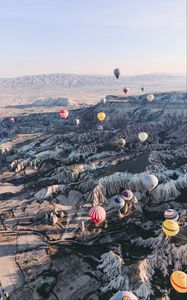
[170,271,187,293]
[97,112,106,122]
[162,220,179,237]
[138,132,148,142]
[147,94,154,102]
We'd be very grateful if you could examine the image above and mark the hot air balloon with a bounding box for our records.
[123,87,129,94]
[170,271,187,293]
[113,196,125,210]
[118,138,126,147]
[9,117,15,123]
[110,291,138,300]
[101,98,107,104]
[162,220,179,237]
[121,190,133,201]
[141,87,144,92]
[75,119,80,126]
[89,206,106,224]
[114,68,120,79]
[138,132,148,142]
[164,209,179,221]
[142,174,158,192]
[59,109,69,119]
[97,125,104,131]
[97,112,106,122]
[147,94,154,102]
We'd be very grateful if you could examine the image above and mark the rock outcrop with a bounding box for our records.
[0,92,186,300]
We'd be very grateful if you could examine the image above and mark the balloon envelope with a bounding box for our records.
[143,174,158,191]
[121,190,133,201]
[114,68,120,79]
[101,98,107,104]
[59,109,69,119]
[162,220,179,237]
[110,291,138,300]
[9,117,15,123]
[118,138,126,147]
[97,125,104,131]
[164,209,179,221]
[138,132,148,142]
[123,87,129,94]
[170,271,187,293]
[89,206,106,224]
[75,119,80,126]
[113,196,125,210]
[147,94,154,102]
[97,112,106,122]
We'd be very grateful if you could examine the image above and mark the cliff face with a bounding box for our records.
[0,92,186,300]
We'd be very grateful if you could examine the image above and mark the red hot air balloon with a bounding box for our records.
[123,87,129,94]
[59,109,69,119]
[89,206,106,224]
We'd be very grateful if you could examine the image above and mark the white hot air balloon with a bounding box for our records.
[97,125,104,131]
[118,138,126,147]
[138,132,148,142]
[113,196,125,210]
[110,291,138,300]
[75,119,80,126]
[101,97,107,104]
[143,174,159,192]
[147,94,154,102]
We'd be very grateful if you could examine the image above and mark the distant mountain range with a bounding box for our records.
[0,73,186,105]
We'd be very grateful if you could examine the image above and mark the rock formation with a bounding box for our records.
[0,92,186,300]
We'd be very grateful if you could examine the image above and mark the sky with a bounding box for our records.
[0,0,186,77]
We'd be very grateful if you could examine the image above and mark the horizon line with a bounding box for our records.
[0,71,186,79]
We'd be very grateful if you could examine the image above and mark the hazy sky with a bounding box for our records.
[0,0,186,77]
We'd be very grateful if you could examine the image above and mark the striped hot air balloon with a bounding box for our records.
[162,220,179,237]
[170,271,187,293]
[164,209,179,221]
[89,206,106,224]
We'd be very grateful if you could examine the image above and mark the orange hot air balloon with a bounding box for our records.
[59,109,69,119]
[123,87,129,94]
[170,271,187,293]
[89,206,106,224]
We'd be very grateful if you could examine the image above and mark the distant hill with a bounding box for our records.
[5,97,69,109]
[0,73,186,106]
